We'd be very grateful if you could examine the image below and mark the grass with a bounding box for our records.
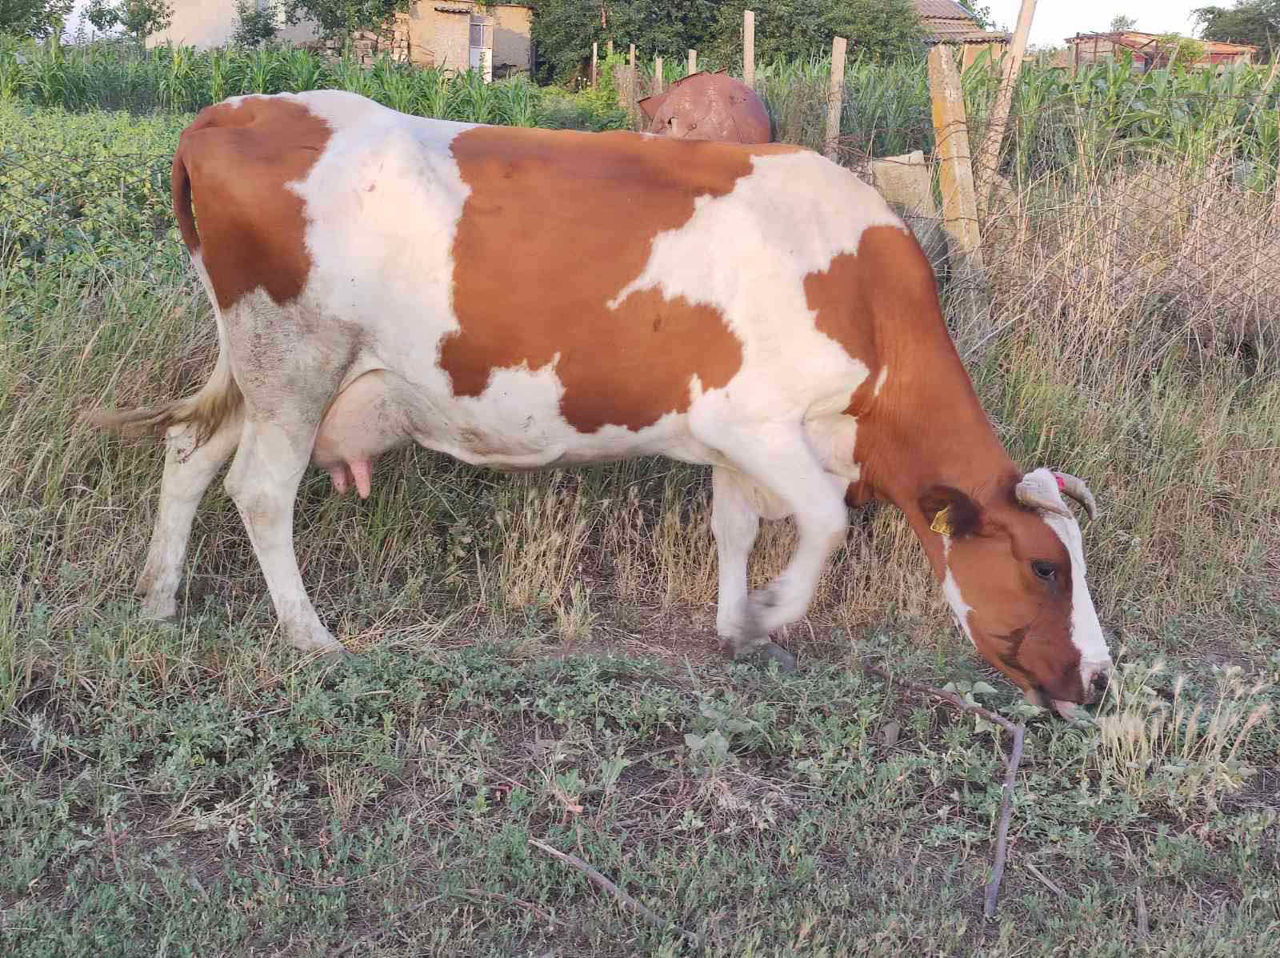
[1,92,1279,954]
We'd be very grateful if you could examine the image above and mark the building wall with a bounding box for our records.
[407,3,474,70]
[149,1,317,49]
[490,4,533,75]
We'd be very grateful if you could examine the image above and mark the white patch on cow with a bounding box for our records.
[1019,469,1112,682]
[940,538,976,646]
[1043,509,1110,668]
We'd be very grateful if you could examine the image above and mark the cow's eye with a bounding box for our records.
[1031,560,1057,582]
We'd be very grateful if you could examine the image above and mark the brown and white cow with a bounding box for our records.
[96,91,1111,712]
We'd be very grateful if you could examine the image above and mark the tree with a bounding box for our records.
[1194,1,1280,57]
[711,0,922,66]
[529,1,721,84]
[234,0,279,48]
[961,2,995,30]
[1157,33,1206,67]
[0,0,73,39]
[1109,14,1137,32]
[84,0,172,43]
[282,0,410,40]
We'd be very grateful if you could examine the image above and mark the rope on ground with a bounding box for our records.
[529,837,702,948]
[860,663,1027,919]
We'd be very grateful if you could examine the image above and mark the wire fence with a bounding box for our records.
[0,147,179,277]
[2,95,1277,363]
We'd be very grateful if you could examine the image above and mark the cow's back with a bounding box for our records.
[180,91,918,469]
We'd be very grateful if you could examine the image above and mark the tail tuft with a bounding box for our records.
[88,350,242,446]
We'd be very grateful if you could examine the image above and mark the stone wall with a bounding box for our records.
[315,13,411,65]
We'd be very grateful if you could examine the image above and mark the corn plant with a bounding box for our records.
[494,78,539,127]
[281,48,326,93]
[449,70,497,124]
[239,47,283,96]
[369,56,418,114]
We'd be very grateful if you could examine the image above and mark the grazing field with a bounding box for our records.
[2,91,1279,956]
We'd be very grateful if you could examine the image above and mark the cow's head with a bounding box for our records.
[920,468,1111,716]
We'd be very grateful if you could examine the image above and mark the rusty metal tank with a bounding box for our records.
[637,71,773,144]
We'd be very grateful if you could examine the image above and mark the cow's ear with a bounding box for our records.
[919,486,982,538]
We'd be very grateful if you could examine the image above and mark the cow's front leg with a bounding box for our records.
[711,466,759,642]
[224,418,341,654]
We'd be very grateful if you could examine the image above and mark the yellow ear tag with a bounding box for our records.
[931,506,954,536]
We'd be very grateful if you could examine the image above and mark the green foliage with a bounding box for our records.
[1194,0,1280,57]
[233,0,279,49]
[528,0,721,84]
[962,1,996,31]
[712,0,922,67]
[83,0,172,44]
[1157,32,1207,68]
[0,40,629,131]
[282,0,409,40]
[0,0,71,39]
[1109,14,1137,32]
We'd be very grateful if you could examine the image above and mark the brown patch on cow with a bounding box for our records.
[443,126,798,433]
[174,96,331,310]
[802,226,940,417]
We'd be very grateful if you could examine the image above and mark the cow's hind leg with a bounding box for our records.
[137,411,244,619]
[224,415,341,654]
[219,296,356,654]
[702,422,848,669]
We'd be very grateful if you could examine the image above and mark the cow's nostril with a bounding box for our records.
[1090,671,1110,697]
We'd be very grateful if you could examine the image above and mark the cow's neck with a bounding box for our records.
[855,326,1017,573]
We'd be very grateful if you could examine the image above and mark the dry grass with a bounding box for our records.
[1092,660,1273,810]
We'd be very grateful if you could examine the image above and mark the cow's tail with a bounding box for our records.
[88,147,243,446]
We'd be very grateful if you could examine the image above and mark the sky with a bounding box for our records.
[985,1,1205,49]
[63,1,1210,49]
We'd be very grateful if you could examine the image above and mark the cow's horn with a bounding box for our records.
[1053,472,1098,521]
[1015,472,1072,518]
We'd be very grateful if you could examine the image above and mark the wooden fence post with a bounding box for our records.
[688,49,697,75]
[654,56,663,95]
[743,10,755,88]
[825,36,847,161]
[1274,104,1280,226]
[591,42,598,88]
[975,0,1037,210]
[607,40,613,57]
[929,43,989,337]
[929,45,983,266]
[628,44,637,120]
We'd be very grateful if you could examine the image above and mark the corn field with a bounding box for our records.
[0,37,627,130]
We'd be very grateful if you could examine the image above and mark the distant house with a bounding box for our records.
[1066,32,1256,73]
[914,0,1011,69]
[149,2,534,77]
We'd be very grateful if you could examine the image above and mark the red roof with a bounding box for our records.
[1069,32,1256,58]
[915,0,1009,44]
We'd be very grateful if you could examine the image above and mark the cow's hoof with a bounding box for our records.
[735,641,797,673]
[287,623,345,657]
[139,594,177,621]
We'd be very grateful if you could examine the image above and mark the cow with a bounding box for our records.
[94,91,1112,715]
